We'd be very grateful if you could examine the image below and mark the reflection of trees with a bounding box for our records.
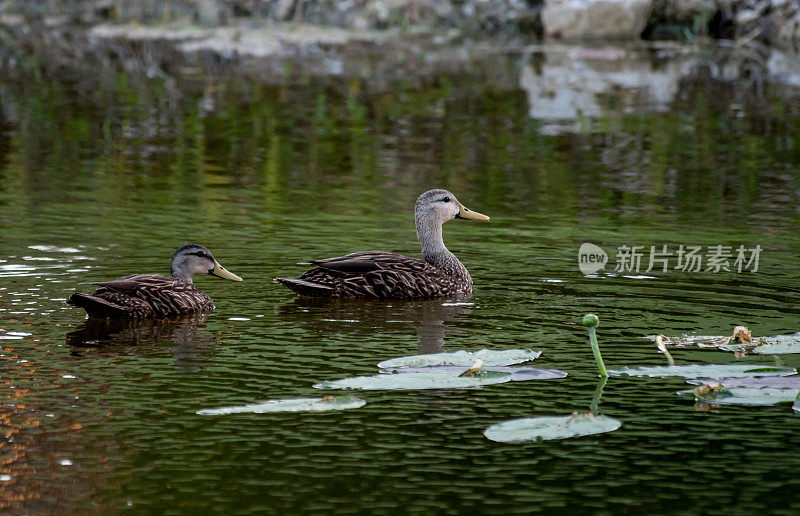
[66,314,219,371]
[2,42,800,230]
[275,297,472,354]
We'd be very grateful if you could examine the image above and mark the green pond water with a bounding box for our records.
[1,44,800,513]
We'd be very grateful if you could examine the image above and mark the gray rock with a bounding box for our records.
[274,0,296,21]
[196,0,225,26]
[542,0,653,40]
[774,11,800,53]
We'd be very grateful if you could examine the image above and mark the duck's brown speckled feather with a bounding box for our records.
[67,274,214,318]
[276,251,470,299]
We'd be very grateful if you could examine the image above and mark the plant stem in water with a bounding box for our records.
[590,376,608,415]
[656,335,675,366]
[583,314,608,377]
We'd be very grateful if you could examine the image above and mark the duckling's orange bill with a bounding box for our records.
[211,261,243,282]
[457,204,490,221]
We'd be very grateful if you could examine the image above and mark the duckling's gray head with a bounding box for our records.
[171,244,243,283]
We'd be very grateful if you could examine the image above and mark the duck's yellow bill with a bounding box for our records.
[457,204,490,221]
[211,261,243,282]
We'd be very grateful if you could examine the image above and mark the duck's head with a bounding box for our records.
[414,189,490,227]
[170,244,243,283]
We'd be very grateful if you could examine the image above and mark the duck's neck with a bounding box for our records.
[415,214,468,278]
[170,263,193,284]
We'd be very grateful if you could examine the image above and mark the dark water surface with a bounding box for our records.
[1,43,800,513]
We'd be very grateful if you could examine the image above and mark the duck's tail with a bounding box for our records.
[67,293,129,318]
[274,277,334,297]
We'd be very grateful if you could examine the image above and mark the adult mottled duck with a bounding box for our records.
[276,189,489,299]
[67,244,243,318]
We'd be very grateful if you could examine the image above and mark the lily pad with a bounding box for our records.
[753,333,800,354]
[678,387,800,406]
[196,396,366,415]
[716,343,751,352]
[377,349,541,370]
[686,376,800,389]
[314,369,513,391]
[379,365,567,381]
[657,332,800,354]
[610,364,796,379]
[654,335,752,353]
[652,335,729,348]
[484,414,622,442]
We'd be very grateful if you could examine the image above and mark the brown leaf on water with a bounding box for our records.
[721,325,752,345]
[732,326,751,342]
[693,382,723,397]
[458,359,485,378]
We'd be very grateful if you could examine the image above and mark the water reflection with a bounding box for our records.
[1,38,800,513]
[275,298,472,354]
[519,45,692,132]
[66,314,218,370]
[519,44,800,135]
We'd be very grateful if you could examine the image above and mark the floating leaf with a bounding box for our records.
[753,333,800,354]
[656,332,800,354]
[314,370,512,391]
[722,326,752,345]
[610,364,796,379]
[484,414,621,442]
[686,376,800,389]
[678,387,799,406]
[458,359,485,377]
[196,396,366,415]
[494,367,568,381]
[653,335,728,348]
[379,365,567,382]
[377,349,541,370]
[716,342,751,353]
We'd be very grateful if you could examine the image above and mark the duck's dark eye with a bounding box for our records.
[195,251,205,257]
[441,197,451,203]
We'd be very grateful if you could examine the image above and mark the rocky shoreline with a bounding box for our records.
[2,1,799,52]
[1,0,799,136]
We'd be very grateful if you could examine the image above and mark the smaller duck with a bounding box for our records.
[67,244,242,318]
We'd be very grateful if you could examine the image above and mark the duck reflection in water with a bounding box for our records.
[65,314,218,371]
[276,297,472,354]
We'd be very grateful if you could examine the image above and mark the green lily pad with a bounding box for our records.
[654,335,751,353]
[196,396,366,415]
[377,349,541,369]
[753,333,800,354]
[654,335,728,348]
[678,387,800,406]
[657,332,800,354]
[686,376,800,389]
[610,364,796,379]
[484,414,622,443]
[379,366,568,381]
[716,343,750,352]
[314,369,513,391]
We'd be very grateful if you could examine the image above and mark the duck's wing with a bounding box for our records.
[310,251,401,273]
[278,251,450,299]
[70,274,213,317]
[85,274,177,293]
[66,292,142,318]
